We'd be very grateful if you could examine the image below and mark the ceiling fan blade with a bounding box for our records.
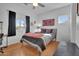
[24,3,36,9]
[24,3,28,5]
[38,3,45,7]
[24,3,32,6]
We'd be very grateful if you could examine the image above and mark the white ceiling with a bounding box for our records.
[21,3,71,15]
[0,3,71,15]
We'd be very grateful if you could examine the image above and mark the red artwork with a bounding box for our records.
[43,19,55,26]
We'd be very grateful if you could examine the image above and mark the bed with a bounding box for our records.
[20,29,57,54]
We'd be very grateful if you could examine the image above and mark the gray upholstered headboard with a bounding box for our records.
[41,29,57,33]
[41,29,57,39]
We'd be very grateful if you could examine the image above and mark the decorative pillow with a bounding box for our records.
[51,29,57,39]
[41,29,53,33]
[46,29,53,33]
[41,29,46,33]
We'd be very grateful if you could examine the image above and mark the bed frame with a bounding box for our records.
[20,35,57,56]
[20,29,57,55]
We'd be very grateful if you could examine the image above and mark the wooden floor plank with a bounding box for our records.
[41,41,59,56]
[0,41,59,56]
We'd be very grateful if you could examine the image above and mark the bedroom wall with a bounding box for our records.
[69,4,76,43]
[0,3,37,47]
[36,5,71,42]
[76,16,79,47]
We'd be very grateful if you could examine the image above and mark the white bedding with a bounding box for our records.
[42,34,53,46]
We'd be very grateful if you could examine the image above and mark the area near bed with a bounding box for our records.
[0,41,59,56]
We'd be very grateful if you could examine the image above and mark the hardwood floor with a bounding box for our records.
[0,41,59,56]
[41,41,59,56]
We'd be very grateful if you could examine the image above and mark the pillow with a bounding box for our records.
[41,29,53,33]
[52,29,57,34]
[46,29,53,33]
[41,29,46,33]
[51,29,57,39]
[43,34,52,37]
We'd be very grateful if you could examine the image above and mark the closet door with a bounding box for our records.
[26,16,30,33]
[8,11,16,36]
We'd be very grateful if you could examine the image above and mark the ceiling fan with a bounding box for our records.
[24,3,45,9]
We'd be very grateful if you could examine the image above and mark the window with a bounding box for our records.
[16,19,25,29]
[58,15,69,24]
[20,20,25,27]
[16,19,20,28]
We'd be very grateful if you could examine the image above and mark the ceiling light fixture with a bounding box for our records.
[32,0,38,6]
[33,3,38,6]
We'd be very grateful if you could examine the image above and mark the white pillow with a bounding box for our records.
[43,34,52,37]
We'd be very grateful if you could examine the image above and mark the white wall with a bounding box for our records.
[36,5,71,41]
[0,3,37,47]
[69,4,76,43]
[76,16,79,47]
